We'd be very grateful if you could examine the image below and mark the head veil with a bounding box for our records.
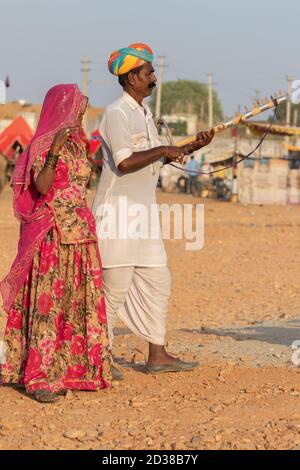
[13,84,87,219]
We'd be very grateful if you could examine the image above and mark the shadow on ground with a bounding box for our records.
[180,317,300,347]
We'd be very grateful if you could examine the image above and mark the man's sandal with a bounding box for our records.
[145,360,199,374]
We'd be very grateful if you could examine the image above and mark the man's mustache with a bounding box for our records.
[149,82,156,89]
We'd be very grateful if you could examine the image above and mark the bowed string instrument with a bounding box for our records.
[158,93,287,175]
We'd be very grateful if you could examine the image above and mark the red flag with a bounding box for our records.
[89,130,102,155]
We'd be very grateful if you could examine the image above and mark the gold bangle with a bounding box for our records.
[47,153,59,160]
[45,161,57,169]
[45,165,56,170]
[45,153,59,169]
[46,156,59,165]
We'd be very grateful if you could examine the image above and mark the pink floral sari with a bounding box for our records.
[0,84,87,311]
[0,84,111,392]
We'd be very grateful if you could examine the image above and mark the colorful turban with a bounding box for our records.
[108,43,154,76]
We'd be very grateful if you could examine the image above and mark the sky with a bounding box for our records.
[0,0,299,116]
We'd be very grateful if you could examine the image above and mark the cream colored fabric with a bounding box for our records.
[103,266,171,346]
[92,92,167,268]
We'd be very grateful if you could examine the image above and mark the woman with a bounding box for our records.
[0,84,111,402]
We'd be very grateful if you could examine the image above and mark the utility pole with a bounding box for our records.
[80,56,91,134]
[155,55,166,120]
[207,73,213,128]
[81,56,91,98]
[233,104,240,161]
[200,101,205,124]
[286,75,293,126]
[293,109,298,127]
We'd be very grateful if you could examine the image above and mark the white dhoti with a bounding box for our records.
[102,266,171,347]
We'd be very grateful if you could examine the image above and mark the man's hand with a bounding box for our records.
[178,130,215,155]
[118,145,187,173]
[165,146,187,163]
[196,129,215,148]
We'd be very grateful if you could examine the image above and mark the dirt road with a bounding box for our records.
[1,185,300,450]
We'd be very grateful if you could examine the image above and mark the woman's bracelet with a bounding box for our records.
[45,152,60,169]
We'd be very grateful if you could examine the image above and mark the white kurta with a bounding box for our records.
[92,92,167,268]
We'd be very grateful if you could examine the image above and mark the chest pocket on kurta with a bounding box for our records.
[131,132,148,150]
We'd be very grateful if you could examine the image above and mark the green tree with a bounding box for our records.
[150,79,223,123]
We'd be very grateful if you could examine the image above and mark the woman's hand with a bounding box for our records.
[50,127,76,154]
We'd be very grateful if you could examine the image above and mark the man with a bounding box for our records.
[92,43,214,376]
[187,155,200,195]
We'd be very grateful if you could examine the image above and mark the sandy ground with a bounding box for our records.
[1,184,300,450]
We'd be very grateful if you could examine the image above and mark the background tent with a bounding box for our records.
[0,116,33,160]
